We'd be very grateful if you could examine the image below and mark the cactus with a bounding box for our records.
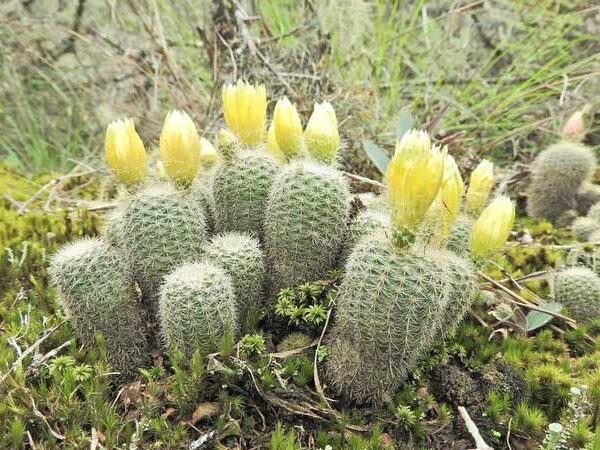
[202,232,265,326]
[50,238,149,376]
[276,332,313,352]
[445,215,474,256]
[576,183,600,216]
[587,202,600,222]
[121,183,208,307]
[325,231,463,404]
[212,149,279,236]
[553,267,600,324]
[342,208,390,263]
[102,208,126,247]
[571,217,600,242]
[526,142,596,224]
[158,261,238,356]
[265,160,350,290]
[189,177,216,233]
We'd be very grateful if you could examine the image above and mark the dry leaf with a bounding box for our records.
[191,402,220,424]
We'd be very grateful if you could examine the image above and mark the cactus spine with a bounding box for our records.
[445,215,474,256]
[526,142,596,224]
[212,149,279,236]
[265,160,350,290]
[50,238,149,376]
[553,267,600,324]
[120,183,208,307]
[571,217,600,242]
[158,261,238,356]
[202,232,265,325]
[342,208,390,263]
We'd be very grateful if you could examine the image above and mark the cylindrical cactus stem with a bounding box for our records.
[576,183,600,216]
[158,261,239,357]
[571,217,600,242]
[50,238,149,376]
[202,232,265,330]
[341,208,391,264]
[526,142,596,224]
[553,267,600,324]
[120,182,208,314]
[325,231,460,404]
[265,160,350,291]
[212,149,279,237]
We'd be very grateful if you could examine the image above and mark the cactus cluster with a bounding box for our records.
[526,142,598,225]
[50,80,514,406]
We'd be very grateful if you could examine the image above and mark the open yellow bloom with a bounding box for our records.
[470,195,515,258]
[396,129,432,155]
[222,80,267,146]
[466,159,494,214]
[386,139,445,231]
[159,110,201,184]
[273,97,304,159]
[304,101,340,164]
[105,118,147,185]
[266,121,286,162]
[199,137,218,168]
[430,153,464,238]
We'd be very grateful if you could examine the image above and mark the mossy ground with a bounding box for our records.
[2,174,600,450]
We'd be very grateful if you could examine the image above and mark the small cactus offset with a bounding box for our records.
[50,238,149,376]
[121,182,208,306]
[445,215,474,256]
[212,148,279,236]
[265,160,350,290]
[341,208,391,263]
[158,261,238,357]
[202,232,266,325]
[526,142,596,224]
[576,183,600,216]
[553,267,600,324]
[571,217,600,242]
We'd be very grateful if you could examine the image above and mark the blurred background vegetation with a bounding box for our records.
[1,0,599,179]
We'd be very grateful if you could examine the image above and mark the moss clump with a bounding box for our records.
[50,238,149,376]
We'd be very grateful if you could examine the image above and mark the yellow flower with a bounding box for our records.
[104,118,147,185]
[395,129,432,155]
[304,102,340,164]
[470,195,515,258]
[466,159,494,214]
[386,138,445,232]
[159,110,201,184]
[199,137,218,168]
[273,97,304,159]
[221,80,267,146]
[430,153,464,238]
[266,121,286,162]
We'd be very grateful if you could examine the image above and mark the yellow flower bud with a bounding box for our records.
[429,154,464,239]
[304,101,340,164]
[466,159,494,214]
[273,97,304,159]
[266,121,286,162]
[396,129,432,155]
[470,195,515,259]
[222,80,267,146]
[104,118,147,185]
[159,110,201,184]
[199,137,218,168]
[386,137,445,232]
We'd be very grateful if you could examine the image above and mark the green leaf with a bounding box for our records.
[396,111,415,138]
[526,303,563,332]
[362,140,390,175]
